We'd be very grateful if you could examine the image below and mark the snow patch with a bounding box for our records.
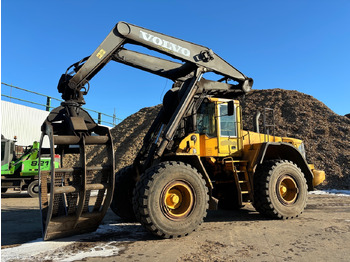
[1,223,145,262]
[48,242,122,262]
[1,238,77,261]
[310,189,350,197]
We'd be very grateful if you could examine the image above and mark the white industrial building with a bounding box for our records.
[1,100,50,147]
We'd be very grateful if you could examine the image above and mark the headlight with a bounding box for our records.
[298,143,306,159]
[242,78,253,93]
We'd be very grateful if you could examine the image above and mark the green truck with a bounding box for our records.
[1,136,59,197]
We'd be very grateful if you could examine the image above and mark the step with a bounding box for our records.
[215,180,235,184]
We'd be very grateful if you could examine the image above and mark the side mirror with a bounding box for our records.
[227,101,234,116]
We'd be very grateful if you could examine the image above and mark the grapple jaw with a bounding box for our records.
[39,103,115,240]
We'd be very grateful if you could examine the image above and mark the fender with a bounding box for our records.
[256,142,314,190]
[161,154,219,209]
[162,154,213,189]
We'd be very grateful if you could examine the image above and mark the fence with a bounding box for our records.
[1,82,121,127]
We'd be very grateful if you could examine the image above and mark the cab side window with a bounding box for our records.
[219,104,237,137]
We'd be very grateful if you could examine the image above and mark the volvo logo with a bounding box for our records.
[139,30,190,57]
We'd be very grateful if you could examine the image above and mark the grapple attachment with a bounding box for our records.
[39,103,115,240]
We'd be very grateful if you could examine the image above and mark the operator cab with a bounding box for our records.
[197,98,242,157]
[177,98,243,157]
[1,138,16,166]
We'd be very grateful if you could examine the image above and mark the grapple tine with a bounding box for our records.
[39,105,115,241]
[74,137,87,228]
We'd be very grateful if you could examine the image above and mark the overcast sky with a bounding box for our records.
[2,0,349,122]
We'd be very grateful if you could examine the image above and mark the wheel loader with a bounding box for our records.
[39,21,325,240]
[1,136,59,197]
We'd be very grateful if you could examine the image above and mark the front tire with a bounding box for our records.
[133,161,209,238]
[28,180,39,198]
[253,160,308,219]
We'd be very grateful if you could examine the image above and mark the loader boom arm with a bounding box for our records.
[58,22,253,103]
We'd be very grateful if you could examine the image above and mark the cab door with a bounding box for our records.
[217,102,239,156]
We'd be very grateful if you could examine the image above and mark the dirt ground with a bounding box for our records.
[2,190,350,262]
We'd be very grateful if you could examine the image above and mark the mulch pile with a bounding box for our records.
[239,89,350,189]
[85,89,349,189]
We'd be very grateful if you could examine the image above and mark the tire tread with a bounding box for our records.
[253,160,308,219]
[133,161,209,238]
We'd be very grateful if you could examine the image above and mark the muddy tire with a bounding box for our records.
[110,165,137,222]
[253,160,308,219]
[28,180,39,198]
[133,161,209,238]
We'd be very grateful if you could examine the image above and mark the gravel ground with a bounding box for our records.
[2,190,350,261]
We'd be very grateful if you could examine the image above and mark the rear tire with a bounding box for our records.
[253,160,308,219]
[110,165,137,222]
[133,161,209,238]
[28,180,39,198]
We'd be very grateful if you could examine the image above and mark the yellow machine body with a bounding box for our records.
[176,98,325,189]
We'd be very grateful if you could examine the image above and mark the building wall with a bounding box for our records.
[1,101,50,147]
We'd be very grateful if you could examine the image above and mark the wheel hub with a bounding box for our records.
[33,185,39,194]
[165,189,182,209]
[277,175,298,205]
[162,180,194,220]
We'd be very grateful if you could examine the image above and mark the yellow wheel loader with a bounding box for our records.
[39,22,325,240]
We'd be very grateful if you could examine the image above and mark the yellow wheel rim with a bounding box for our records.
[278,175,298,204]
[162,181,194,220]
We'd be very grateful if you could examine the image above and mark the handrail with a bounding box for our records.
[1,82,121,127]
